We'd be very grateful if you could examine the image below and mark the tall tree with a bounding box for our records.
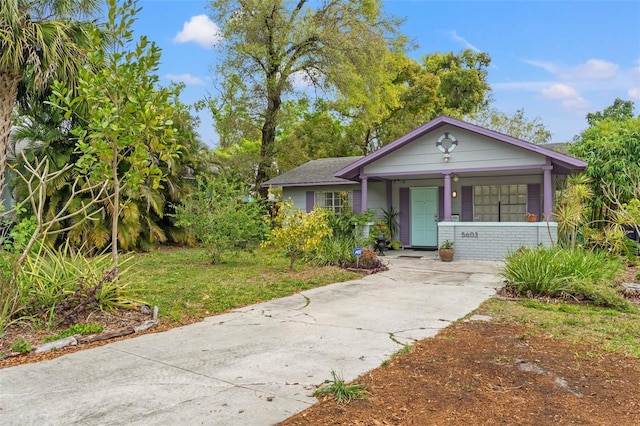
[469,107,551,144]
[208,0,405,195]
[423,49,492,117]
[0,0,99,198]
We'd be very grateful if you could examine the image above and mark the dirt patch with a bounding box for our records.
[281,320,640,425]
[0,308,177,369]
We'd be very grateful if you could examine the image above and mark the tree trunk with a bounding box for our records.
[0,72,20,201]
[256,94,281,198]
[111,142,119,276]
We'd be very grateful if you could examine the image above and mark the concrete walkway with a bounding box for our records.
[0,254,502,425]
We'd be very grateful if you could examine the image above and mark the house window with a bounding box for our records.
[316,191,352,214]
[474,185,527,222]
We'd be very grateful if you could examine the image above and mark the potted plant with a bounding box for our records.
[373,220,388,255]
[526,213,538,222]
[438,240,454,262]
[381,206,400,242]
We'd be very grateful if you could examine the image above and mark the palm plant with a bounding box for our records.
[555,174,593,249]
[0,0,100,196]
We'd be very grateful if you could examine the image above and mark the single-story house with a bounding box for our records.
[263,116,587,260]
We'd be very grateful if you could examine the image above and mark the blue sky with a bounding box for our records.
[131,0,640,147]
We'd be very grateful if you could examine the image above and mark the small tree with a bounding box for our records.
[266,202,332,270]
[51,0,182,273]
[174,177,267,264]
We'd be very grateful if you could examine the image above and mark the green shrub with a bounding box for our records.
[265,202,332,269]
[173,177,268,264]
[500,246,629,310]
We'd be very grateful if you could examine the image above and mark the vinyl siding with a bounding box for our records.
[363,125,546,175]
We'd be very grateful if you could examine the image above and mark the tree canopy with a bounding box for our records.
[469,107,551,144]
[586,97,635,127]
[0,0,100,196]
[569,100,640,224]
[208,0,405,194]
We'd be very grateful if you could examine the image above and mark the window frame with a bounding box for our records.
[315,191,352,214]
[473,184,528,222]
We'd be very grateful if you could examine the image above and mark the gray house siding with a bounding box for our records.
[283,183,387,218]
[363,125,546,176]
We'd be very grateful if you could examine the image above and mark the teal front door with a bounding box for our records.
[410,187,438,247]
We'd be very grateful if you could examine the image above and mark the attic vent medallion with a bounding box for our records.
[436,132,458,154]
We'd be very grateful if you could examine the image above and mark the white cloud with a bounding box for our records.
[174,15,222,49]
[446,30,480,52]
[541,83,580,99]
[165,73,204,86]
[561,97,590,110]
[628,87,640,100]
[541,83,589,110]
[560,59,619,80]
[524,58,619,80]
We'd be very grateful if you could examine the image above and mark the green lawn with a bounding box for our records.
[122,246,640,358]
[477,298,640,358]
[123,247,359,325]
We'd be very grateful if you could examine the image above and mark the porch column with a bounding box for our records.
[360,176,368,211]
[386,180,392,210]
[543,165,553,220]
[443,172,452,221]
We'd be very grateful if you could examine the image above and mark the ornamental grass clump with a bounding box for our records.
[501,246,630,310]
[19,241,145,328]
[314,370,368,405]
[312,235,357,267]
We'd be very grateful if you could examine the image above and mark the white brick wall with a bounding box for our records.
[438,222,557,260]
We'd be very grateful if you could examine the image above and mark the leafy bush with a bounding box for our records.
[500,246,629,310]
[173,177,268,264]
[265,202,332,269]
[327,206,376,239]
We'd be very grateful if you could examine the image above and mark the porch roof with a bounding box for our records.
[262,156,363,187]
[335,116,587,181]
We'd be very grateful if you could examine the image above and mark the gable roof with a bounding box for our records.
[335,116,587,180]
[262,156,363,187]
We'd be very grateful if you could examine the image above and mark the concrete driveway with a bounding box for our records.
[0,254,502,425]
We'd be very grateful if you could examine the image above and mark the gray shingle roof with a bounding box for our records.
[263,156,363,187]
